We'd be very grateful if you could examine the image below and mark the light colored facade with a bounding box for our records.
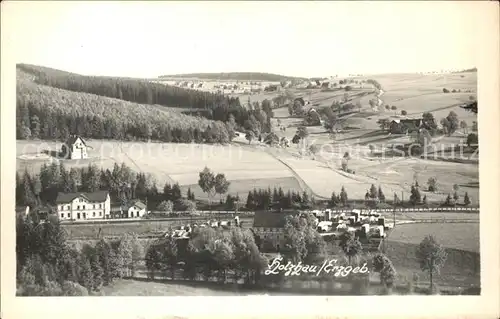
[62,135,88,160]
[127,201,147,218]
[56,191,110,221]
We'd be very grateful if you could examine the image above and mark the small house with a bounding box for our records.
[61,135,89,160]
[127,200,147,218]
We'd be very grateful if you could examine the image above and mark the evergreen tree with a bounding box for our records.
[369,184,378,199]
[340,186,348,206]
[463,192,471,206]
[378,186,386,202]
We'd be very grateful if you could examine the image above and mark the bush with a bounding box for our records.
[443,88,450,93]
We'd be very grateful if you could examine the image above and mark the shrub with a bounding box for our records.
[443,88,450,93]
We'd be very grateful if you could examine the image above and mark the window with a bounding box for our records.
[66,205,70,210]
[99,204,102,208]
[77,213,81,219]
[99,212,102,216]
[60,213,64,219]
[77,206,80,210]
[83,205,86,210]
[67,213,70,218]
[83,213,86,219]
[93,212,95,217]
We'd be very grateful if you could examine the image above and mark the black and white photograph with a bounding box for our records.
[1,1,499,318]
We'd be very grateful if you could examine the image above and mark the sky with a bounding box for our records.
[2,1,485,78]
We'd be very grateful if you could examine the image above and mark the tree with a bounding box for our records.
[453,192,459,202]
[198,167,216,210]
[421,112,437,131]
[466,133,478,147]
[372,253,397,292]
[409,185,421,205]
[378,186,386,203]
[444,194,455,207]
[401,110,408,116]
[338,232,362,265]
[157,200,174,213]
[415,235,447,293]
[443,88,450,93]
[369,184,378,199]
[427,177,437,192]
[171,183,182,202]
[214,173,230,203]
[463,192,471,206]
[445,111,459,135]
[469,95,475,101]
[296,126,309,139]
[329,191,340,208]
[471,121,478,133]
[385,105,390,112]
[460,121,468,134]
[391,105,397,115]
[339,186,348,206]
[245,130,255,144]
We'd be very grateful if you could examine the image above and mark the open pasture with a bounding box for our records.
[388,222,479,253]
[17,140,305,198]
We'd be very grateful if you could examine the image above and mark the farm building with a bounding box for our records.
[55,191,111,221]
[389,119,422,134]
[61,135,89,160]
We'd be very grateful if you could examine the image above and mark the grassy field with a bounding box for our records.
[387,222,479,253]
[385,240,480,289]
[383,205,480,290]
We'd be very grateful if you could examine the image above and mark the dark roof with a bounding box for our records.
[253,211,297,228]
[461,101,477,113]
[65,135,87,146]
[56,191,109,203]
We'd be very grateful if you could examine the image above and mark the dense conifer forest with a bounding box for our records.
[16,64,274,143]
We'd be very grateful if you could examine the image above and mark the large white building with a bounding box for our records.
[56,191,111,220]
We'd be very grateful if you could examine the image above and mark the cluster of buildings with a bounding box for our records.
[251,208,394,252]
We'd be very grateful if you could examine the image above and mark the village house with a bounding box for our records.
[389,119,422,134]
[61,135,89,160]
[56,191,111,221]
[110,200,147,219]
[251,211,299,251]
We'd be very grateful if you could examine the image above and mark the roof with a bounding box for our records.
[253,211,298,228]
[56,191,109,204]
[65,135,87,146]
[130,201,147,209]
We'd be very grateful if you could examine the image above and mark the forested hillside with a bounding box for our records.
[16,64,275,143]
[17,64,240,110]
[158,72,308,82]
[17,73,232,143]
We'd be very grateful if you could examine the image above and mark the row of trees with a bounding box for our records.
[145,225,267,284]
[16,213,143,295]
[16,162,178,210]
[245,187,315,210]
